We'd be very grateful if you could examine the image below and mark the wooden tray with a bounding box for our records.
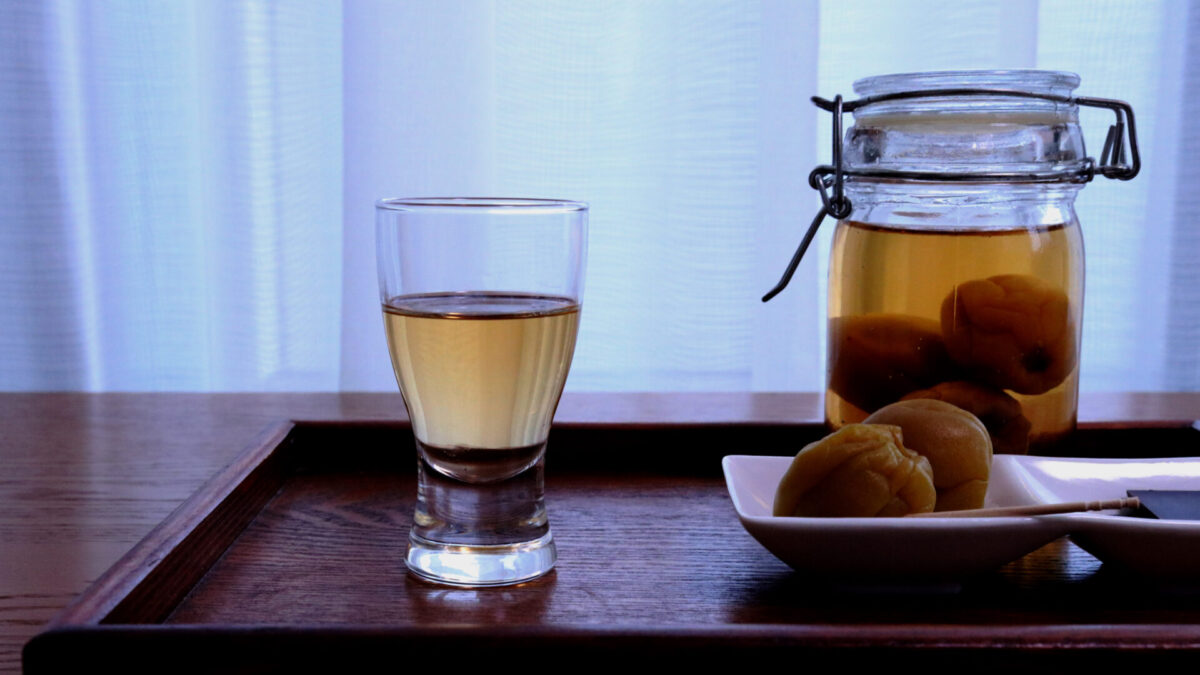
[24,420,1200,672]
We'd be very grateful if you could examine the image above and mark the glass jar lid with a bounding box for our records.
[845,70,1086,180]
[854,69,1080,103]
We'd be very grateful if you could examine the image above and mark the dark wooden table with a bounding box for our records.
[2,392,1198,672]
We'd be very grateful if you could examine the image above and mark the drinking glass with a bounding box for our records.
[376,197,587,586]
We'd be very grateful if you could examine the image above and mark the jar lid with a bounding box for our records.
[853,69,1080,101]
[845,70,1086,180]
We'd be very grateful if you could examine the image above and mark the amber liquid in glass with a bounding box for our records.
[827,220,1083,454]
[383,292,580,483]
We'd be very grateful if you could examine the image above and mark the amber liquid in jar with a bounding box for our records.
[826,220,1084,454]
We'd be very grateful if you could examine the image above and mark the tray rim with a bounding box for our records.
[30,621,1200,648]
[25,622,1200,675]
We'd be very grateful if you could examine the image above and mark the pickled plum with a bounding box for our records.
[864,399,993,512]
[828,314,956,414]
[902,381,1031,455]
[941,275,1076,395]
[773,424,937,518]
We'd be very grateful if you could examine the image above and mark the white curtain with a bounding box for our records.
[3,0,1196,392]
[2,0,343,390]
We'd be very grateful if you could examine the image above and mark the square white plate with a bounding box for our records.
[723,454,1200,578]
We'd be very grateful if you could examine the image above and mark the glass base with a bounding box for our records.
[406,531,557,587]
[406,450,556,586]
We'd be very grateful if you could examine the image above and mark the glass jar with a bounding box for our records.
[811,71,1133,455]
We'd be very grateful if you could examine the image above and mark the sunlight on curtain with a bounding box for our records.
[3,0,1196,392]
[1,0,343,390]
[489,2,806,391]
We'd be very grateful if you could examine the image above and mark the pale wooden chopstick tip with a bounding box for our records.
[905,496,1141,518]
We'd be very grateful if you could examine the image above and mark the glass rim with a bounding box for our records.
[853,69,1081,97]
[376,197,588,213]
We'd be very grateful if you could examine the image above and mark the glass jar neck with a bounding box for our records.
[844,180,1081,230]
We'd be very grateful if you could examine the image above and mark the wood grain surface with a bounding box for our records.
[161,424,1200,628]
[3,392,1199,673]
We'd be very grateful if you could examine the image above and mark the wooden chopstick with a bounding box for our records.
[905,496,1141,518]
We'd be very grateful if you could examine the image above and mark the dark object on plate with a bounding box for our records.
[1127,490,1200,521]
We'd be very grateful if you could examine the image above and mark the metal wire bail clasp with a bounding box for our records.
[1079,96,1140,181]
[761,88,1141,302]
[761,95,851,303]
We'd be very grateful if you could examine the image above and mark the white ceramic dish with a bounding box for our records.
[723,454,1200,578]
